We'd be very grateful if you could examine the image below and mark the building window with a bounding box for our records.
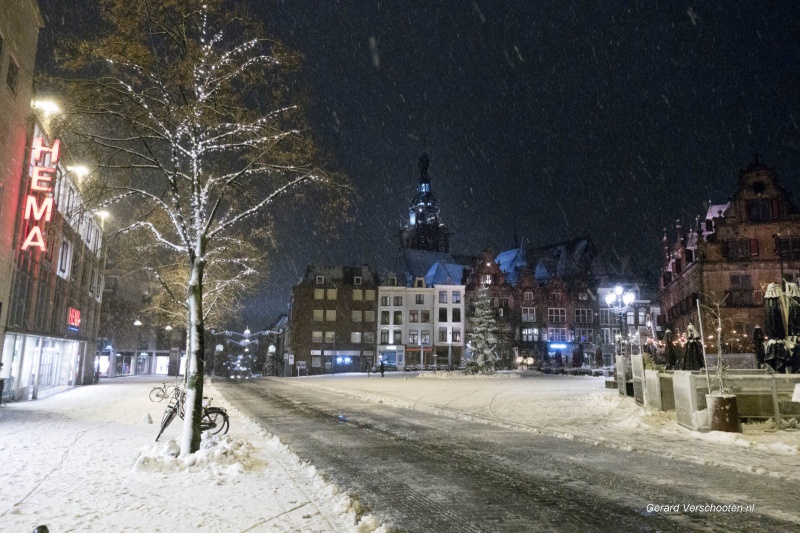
[723,239,758,260]
[421,330,431,344]
[438,327,448,342]
[388,277,398,286]
[315,275,325,284]
[393,310,403,325]
[325,331,335,343]
[452,308,461,322]
[452,291,461,303]
[314,288,324,300]
[393,330,402,344]
[353,289,363,301]
[312,309,323,321]
[452,328,461,342]
[746,199,775,222]
[600,328,612,344]
[575,328,594,342]
[523,291,533,301]
[522,328,535,342]
[439,291,448,303]
[58,239,72,276]
[409,310,419,323]
[416,294,424,304]
[439,308,447,322]
[409,330,419,344]
[421,310,430,323]
[521,307,535,322]
[776,237,800,261]
[6,58,18,94]
[599,309,612,325]
[312,331,323,343]
[728,274,755,306]
[351,310,362,322]
[325,310,336,321]
[393,296,403,306]
[548,308,566,323]
[365,311,375,322]
[365,290,376,301]
[326,288,337,300]
[351,332,362,344]
[381,311,390,325]
[575,309,593,324]
[364,332,375,344]
[380,295,389,306]
[415,277,425,288]
[548,328,568,342]
[353,276,362,285]
[483,274,493,285]
[380,329,389,344]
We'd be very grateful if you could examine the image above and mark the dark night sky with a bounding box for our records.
[36,1,800,327]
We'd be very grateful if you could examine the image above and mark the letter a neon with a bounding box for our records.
[21,226,46,251]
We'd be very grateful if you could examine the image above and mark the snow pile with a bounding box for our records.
[688,429,751,448]
[133,433,260,474]
[417,370,521,379]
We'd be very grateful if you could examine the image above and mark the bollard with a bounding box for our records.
[33,526,50,533]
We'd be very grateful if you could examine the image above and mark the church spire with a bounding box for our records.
[400,152,450,252]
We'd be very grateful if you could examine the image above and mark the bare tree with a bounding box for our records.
[55,0,348,454]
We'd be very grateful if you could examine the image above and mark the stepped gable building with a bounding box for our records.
[399,152,451,253]
[660,156,800,354]
[286,265,379,375]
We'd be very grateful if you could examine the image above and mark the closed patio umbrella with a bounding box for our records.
[682,324,704,371]
[664,329,678,370]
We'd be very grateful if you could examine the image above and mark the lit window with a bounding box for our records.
[483,274,492,285]
[522,328,535,342]
[325,331,335,343]
[352,289,363,301]
[314,288,324,300]
[326,288,337,300]
[452,291,461,303]
[351,310,363,322]
[311,331,322,343]
[548,328,568,342]
[365,290,376,301]
[365,311,375,322]
[439,291,447,303]
[421,330,431,344]
[325,310,336,321]
[409,310,419,323]
[409,330,419,344]
[312,309,323,321]
[351,332,362,344]
[452,329,461,342]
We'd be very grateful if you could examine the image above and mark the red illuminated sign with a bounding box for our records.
[68,307,81,329]
[21,136,60,252]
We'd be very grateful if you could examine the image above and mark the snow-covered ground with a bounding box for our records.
[279,370,800,481]
[0,376,386,532]
[3,371,799,532]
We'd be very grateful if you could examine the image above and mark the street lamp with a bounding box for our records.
[605,285,635,360]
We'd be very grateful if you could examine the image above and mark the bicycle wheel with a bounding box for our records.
[200,407,229,436]
[149,387,165,402]
[155,400,180,442]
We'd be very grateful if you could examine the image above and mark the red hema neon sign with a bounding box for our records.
[21,136,60,251]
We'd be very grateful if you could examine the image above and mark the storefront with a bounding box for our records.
[1,333,89,401]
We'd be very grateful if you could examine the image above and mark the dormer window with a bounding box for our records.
[315,275,325,284]
[414,277,424,288]
[353,276,362,285]
[388,277,398,286]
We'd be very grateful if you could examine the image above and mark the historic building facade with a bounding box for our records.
[660,156,800,354]
[286,265,379,375]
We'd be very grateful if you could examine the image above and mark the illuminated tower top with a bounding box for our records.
[400,153,450,252]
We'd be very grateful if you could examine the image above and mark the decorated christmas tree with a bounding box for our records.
[465,282,500,374]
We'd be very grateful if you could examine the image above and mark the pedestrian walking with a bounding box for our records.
[366,364,371,377]
[379,361,385,377]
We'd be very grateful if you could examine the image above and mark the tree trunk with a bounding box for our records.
[180,252,205,456]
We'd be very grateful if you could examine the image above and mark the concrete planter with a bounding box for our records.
[644,370,675,411]
[706,393,742,433]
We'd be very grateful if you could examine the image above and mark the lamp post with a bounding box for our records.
[133,318,143,376]
[605,286,635,360]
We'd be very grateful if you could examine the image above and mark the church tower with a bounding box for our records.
[400,152,450,252]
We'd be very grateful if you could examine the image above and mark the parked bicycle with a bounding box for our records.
[155,385,230,441]
[149,380,181,402]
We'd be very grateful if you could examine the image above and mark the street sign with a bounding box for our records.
[288,354,295,365]
[296,361,307,369]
